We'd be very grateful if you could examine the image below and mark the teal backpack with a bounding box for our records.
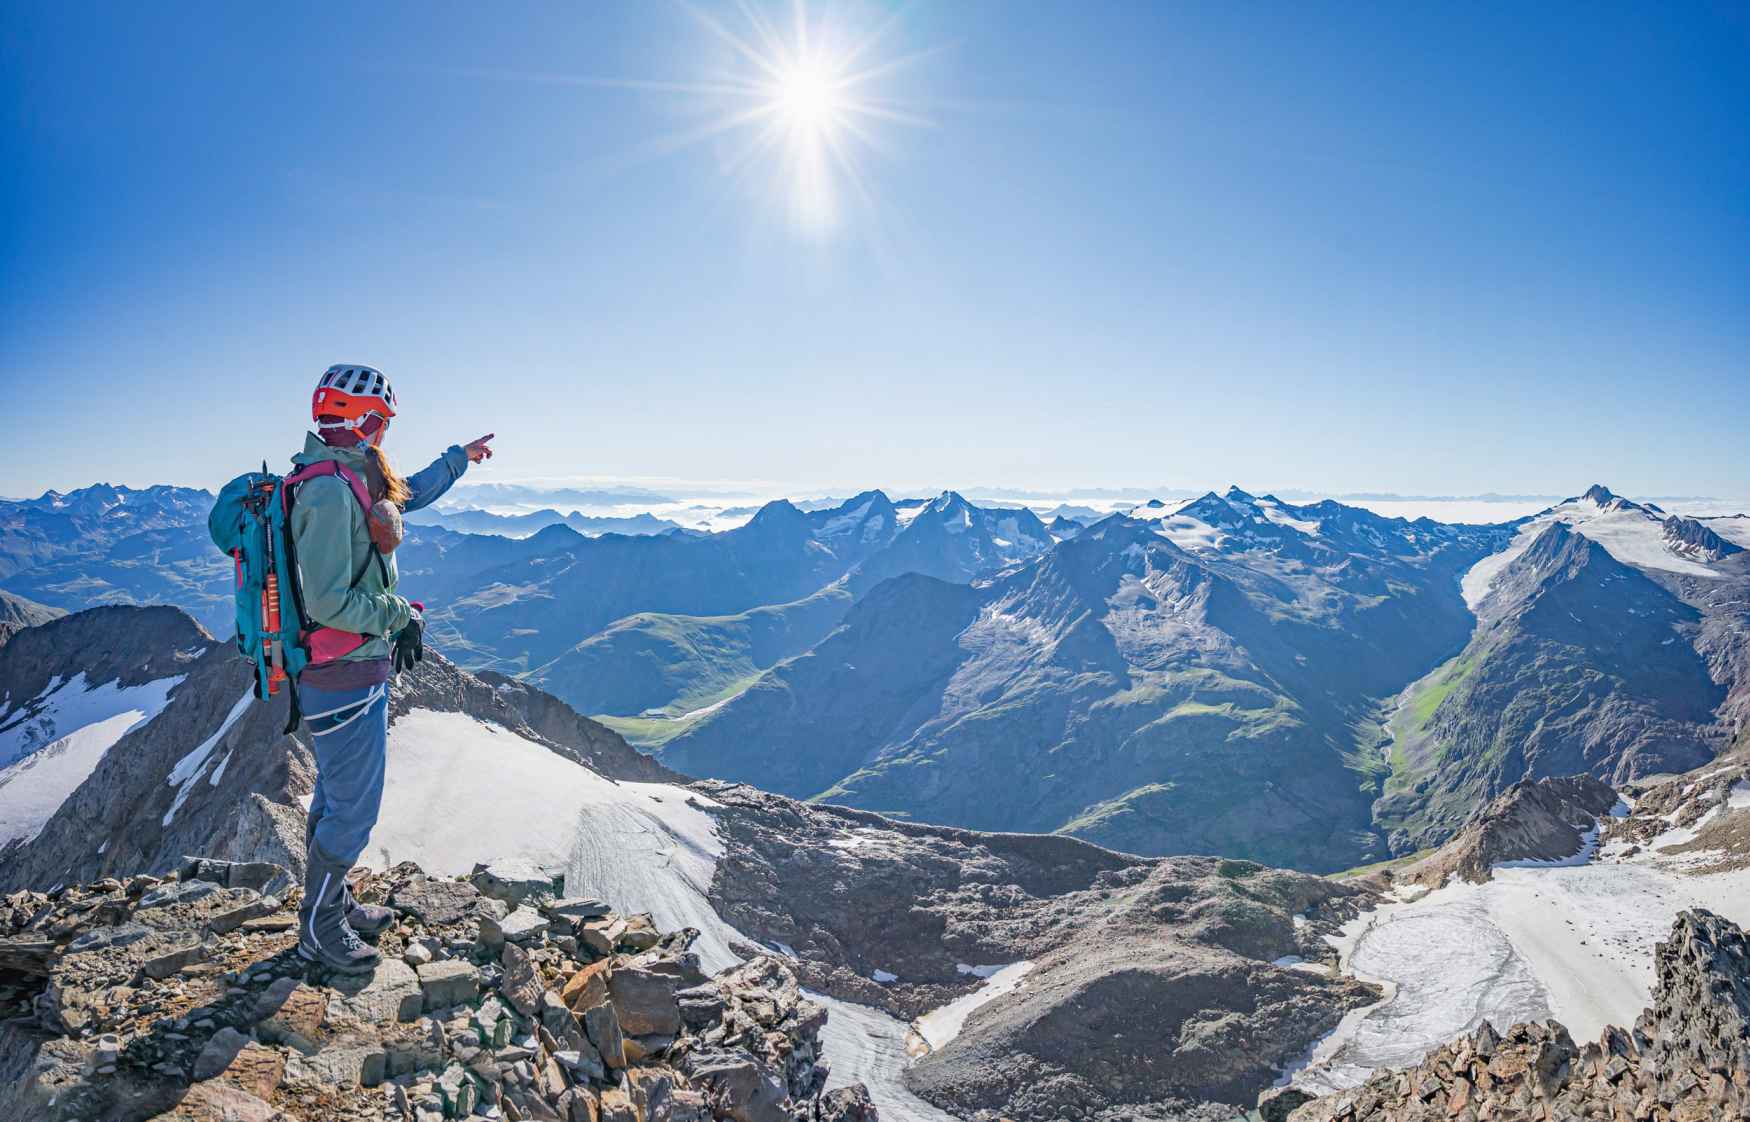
[208,459,375,731]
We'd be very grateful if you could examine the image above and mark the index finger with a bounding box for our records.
[474,433,495,444]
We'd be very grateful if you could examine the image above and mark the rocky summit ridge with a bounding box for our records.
[1273,908,1750,1122]
[0,856,874,1122]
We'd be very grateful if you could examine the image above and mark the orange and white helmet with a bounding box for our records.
[312,364,397,436]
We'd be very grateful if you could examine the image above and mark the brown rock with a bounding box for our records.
[219,1042,287,1101]
[255,979,329,1054]
[598,1087,637,1122]
[562,960,612,1013]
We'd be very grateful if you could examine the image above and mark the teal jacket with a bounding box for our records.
[288,433,469,663]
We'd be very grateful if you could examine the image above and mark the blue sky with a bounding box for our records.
[3,2,1747,500]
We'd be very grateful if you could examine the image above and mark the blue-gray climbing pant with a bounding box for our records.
[300,680,389,866]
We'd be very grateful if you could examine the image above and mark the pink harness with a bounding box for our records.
[283,459,377,665]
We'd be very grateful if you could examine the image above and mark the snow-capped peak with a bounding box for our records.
[1461,485,1728,609]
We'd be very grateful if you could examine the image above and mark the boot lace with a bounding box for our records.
[335,915,369,954]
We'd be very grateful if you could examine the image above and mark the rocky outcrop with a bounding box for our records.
[1399,774,1620,887]
[0,605,211,752]
[1280,909,1750,1122]
[0,606,675,894]
[0,590,63,647]
[701,783,1382,1121]
[0,858,867,1122]
[1664,515,1744,563]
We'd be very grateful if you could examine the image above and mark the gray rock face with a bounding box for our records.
[1399,773,1621,887]
[1282,909,1750,1121]
[1664,514,1744,563]
[0,606,674,896]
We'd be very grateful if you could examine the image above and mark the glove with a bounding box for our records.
[392,610,424,674]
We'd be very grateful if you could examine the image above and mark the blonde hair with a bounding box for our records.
[365,444,411,508]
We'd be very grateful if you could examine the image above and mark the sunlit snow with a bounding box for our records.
[1461,491,1727,611]
[911,961,1033,1053]
[0,673,183,845]
[369,709,955,1122]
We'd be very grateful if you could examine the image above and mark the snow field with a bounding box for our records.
[910,962,1034,1053]
[0,673,184,845]
[1293,832,1750,1094]
[369,708,963,1122]
[1460,492,1732,610]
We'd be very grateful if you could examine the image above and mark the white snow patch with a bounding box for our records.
[163,689,254,827]
[1462,494,1725,609]
[0,672,180,768]
[361,707,978,1122]
[819,499,874,538]
[0,674,182,845]
[1152,514,1226,552]
[1293,846,1750,1094]
[1273,955,1305,967]
[813,991,958,1120]
[872,969,898,984]
[208,752,231,787]
[912,961,1033,1053]
[1256,499,1321,536]
[370,709,734,969]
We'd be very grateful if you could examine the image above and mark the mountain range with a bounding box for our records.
[3,481,1747,873]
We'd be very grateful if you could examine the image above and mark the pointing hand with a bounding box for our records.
[464,434,495,464]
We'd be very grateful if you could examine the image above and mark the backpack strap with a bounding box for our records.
[283,459,390,587]
[284,459,373,514]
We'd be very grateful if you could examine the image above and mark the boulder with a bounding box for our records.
[607,965,682,1036]
[416,960,481,1010]
[331,957,424,1023]
[469,858,561,907]
[482,905,550,947]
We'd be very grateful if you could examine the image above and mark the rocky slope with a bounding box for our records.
[1377,489,1749,853]
[0,589,63,644]
[1398,774,1620,888]
[0,606,1407,1122]
[1277,909,1750,1122]
[700,783,1382,1121]
[0,856,874,1122]
[0,608,671,894]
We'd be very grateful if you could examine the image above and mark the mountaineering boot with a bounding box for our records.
[306,807,394,937]
[297,840,382,974]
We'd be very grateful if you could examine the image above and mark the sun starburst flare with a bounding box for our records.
[652,0,937,236]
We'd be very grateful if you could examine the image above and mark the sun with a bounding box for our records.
[642,1,936,236]
[774,61,842,133]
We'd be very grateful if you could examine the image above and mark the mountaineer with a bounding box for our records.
[287,364,492,970]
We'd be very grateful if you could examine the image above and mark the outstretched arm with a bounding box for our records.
[402,434,491,512]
